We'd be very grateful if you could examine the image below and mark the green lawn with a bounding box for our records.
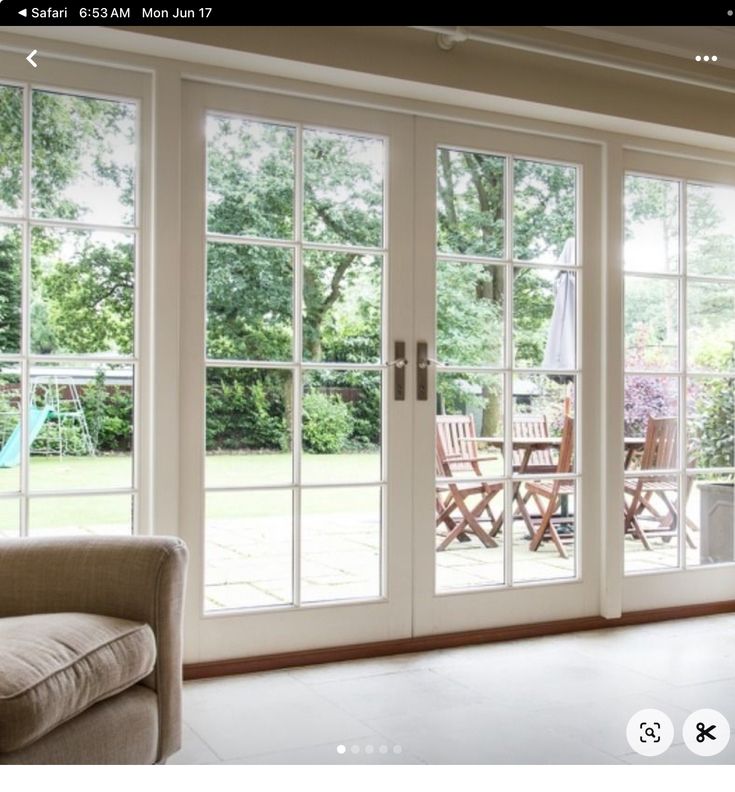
[0,452,382,532]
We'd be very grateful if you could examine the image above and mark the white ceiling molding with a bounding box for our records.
[414,25,735,95]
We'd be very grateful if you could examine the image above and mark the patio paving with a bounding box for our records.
[203,505,707,611]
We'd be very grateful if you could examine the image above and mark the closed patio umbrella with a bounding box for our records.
[542,238,576,382]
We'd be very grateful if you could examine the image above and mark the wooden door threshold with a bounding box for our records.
[183,599,735,680]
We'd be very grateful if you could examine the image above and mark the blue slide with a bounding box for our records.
[0,406,52,468]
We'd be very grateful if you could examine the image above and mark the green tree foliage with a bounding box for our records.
[0,86,23,214]
[0,227,21,353]
[4,82,733,460]
[39,235,134,355]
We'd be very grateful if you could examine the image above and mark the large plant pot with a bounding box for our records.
[699,482,735,564]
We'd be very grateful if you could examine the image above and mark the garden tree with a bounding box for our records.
[0,88,136,357]
[206,120,383,362]
[0,86,22,215]
[40,236,134,355]
[28,92,136,355]
[206,119,385,450]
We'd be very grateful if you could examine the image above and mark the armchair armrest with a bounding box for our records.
[0,535,188,762]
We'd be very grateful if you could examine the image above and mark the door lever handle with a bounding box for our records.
[391,341,407,401]
[417,341,429,400]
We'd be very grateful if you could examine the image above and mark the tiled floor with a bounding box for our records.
[172,613,735,765]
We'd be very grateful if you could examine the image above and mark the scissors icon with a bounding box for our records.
[696,722,716,742]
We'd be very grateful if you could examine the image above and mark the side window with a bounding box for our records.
[623,174,735,572]
[0,85,138,537]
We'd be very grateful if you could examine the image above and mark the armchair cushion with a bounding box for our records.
[0,612,156,753]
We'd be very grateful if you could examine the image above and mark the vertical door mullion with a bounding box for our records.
[19,83,31,537]
[504,155,514,585]
[679,180,688,570]
[292,123,304,607]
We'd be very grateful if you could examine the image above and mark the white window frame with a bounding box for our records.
[618,147,735,611]
[0,51,153,537]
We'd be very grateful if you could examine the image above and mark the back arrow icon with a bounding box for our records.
[26,50,38,68]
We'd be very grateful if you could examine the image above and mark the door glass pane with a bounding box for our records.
[206,114,295,240]
[301,486,381,603]
[687,281,735,372]
[687,377,735,470]
[31,91,136,226]
[624,474,679,572]
[436,372,504,471]
[206,367,292,488]
[513,160,576,264]
[205,489,293,611]
[303,129,383,248]
[0,498,18,537]
[687,183,735,277]
[302,251,381,364]
[437,260,503,367]
[513,481,576,583]
[437,147,505,258]
[435,482,504,591]
[30,227,134,357]
[624,276,679,371]
[0,224,22,354]
[302,370,381,484]
[0,366,20,493]
[624,175,679,274]
[688,474,734,567]
[0,85,23,217]
[514,267,576,370]
[206,243,293,361]
[28,494,133,536]
[28,363,134,492]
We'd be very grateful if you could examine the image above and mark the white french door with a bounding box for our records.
[412,119,604,634]
[179,83,607,662]
[179,82,415,661]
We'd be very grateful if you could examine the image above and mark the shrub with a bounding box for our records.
[205,369,289,452]
[80,372,133,453]
[693,377,734,468]
[302,391,353,454]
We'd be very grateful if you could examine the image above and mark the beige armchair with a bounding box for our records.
[0,535,188,765]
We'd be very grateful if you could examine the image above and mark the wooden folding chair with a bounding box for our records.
[436,414,497,478]
[435,424,503,552]
[509,414,559,533]
[624,416,697,550]
[525,415,575,558]
[512,414,557,474]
